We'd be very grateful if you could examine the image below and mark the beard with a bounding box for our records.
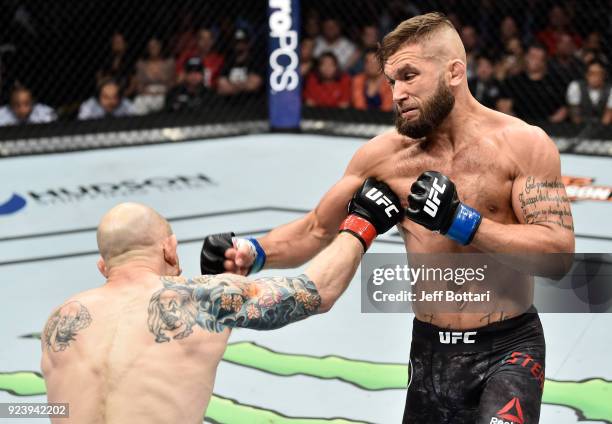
[394,78,455,139]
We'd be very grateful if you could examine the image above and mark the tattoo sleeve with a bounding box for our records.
[43,301,92,352]
[517,176,574,231]
[147,274,321,341]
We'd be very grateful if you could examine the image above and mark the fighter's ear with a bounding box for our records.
[97,256,108,277]
[448,59,465,87]
[163,235,180,268]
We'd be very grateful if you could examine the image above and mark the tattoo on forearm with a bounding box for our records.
[43,301,92,352]
[518,176,574,231]
[147,274,321,342]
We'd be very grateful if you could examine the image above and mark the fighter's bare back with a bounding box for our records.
[41,276,230,424]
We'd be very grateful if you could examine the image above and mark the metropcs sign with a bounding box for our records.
[268,0,299,92]
[268,0,300,129]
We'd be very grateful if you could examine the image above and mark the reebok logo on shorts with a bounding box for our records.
[490,397,524,424]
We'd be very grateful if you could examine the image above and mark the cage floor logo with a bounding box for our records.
[1,173,214,215]
[0,193,27,215]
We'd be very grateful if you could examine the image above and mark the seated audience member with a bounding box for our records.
[497,44,567,123]
[496,16,520,53]
[168,12,197,57]
[495,37,526,80]
[0,85,56,126]
[579,32,609,67]
[304,52,351,108]
[300,38,316,77]
[176,27,224,89]
[536,5,581,56]
[549,33,584,91]
[468,56,502,110]
[216,29,263,100]
[313,18,357,71]
[96,32,135,98]
[303,10,321,39]
[349,24,381,75]
[78,79,135,120]
[133,37,175,115]
[351,49,392,111]
[460,25,481,80]
[567,61,612,125]
[165,57,215,112]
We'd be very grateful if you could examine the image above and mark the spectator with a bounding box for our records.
[579,32,609,66]
[499,16,520,48]
[468,56,502,110]
[133,37,175,115]
[168,12,197,57]
[300,38,316,77]
[176,28,224,89]
[313,18,357,70]
[216,29,264,100]
[549,33,584,90]
[566,61,612,125]
[96,32,135,98]
[0,85,56,126]
[303,11,320,39]
[304,52,350,108]
[352,49,393,112]
[165,57,215,112]
[349,24,381,75]
[78,79,135,120]
[498,44,567,123]
[495,37,526,81]
[460,25,481,80]
[536,5,581,56]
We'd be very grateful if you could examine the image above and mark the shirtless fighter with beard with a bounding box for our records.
[200,12,575,424]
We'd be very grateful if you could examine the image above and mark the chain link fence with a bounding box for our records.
[302,0,611,128]
[0,0,610,153]
[0,0,268,132]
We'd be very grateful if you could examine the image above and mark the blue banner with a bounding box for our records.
[268,0,300,129]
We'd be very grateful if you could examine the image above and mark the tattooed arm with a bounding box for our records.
[148,233,363,338]
[471,127,574,273]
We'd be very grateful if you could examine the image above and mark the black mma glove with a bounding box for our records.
[200,232,267,275]
[339,178,403,252]
[406,171,481,245]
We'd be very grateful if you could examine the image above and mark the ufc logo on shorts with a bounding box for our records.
[424,178,446,218]
[439,331,477,344]
[365,188,399,217]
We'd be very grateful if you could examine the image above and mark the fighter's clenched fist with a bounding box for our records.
[200,178,402,276]
[339,178,402,252]
[406,171,481,245]
[200,232,264,276]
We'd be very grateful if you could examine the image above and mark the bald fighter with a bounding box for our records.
[200,13,575,423]
[41,183,402,424]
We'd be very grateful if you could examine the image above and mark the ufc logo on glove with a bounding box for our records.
[365,187,400,218]
[424,178,446,218]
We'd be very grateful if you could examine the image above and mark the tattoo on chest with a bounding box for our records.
[147,274,321,343]
[518,176,574,231]
[43,301,92,352]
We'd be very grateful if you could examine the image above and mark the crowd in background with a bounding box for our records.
[0,0,610,127]
[299,3,611,125]
[0,25,265,125]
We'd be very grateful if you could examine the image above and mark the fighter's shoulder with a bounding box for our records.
[348,129,408,173]
[492,115,557,156]
[47,290,99,318]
